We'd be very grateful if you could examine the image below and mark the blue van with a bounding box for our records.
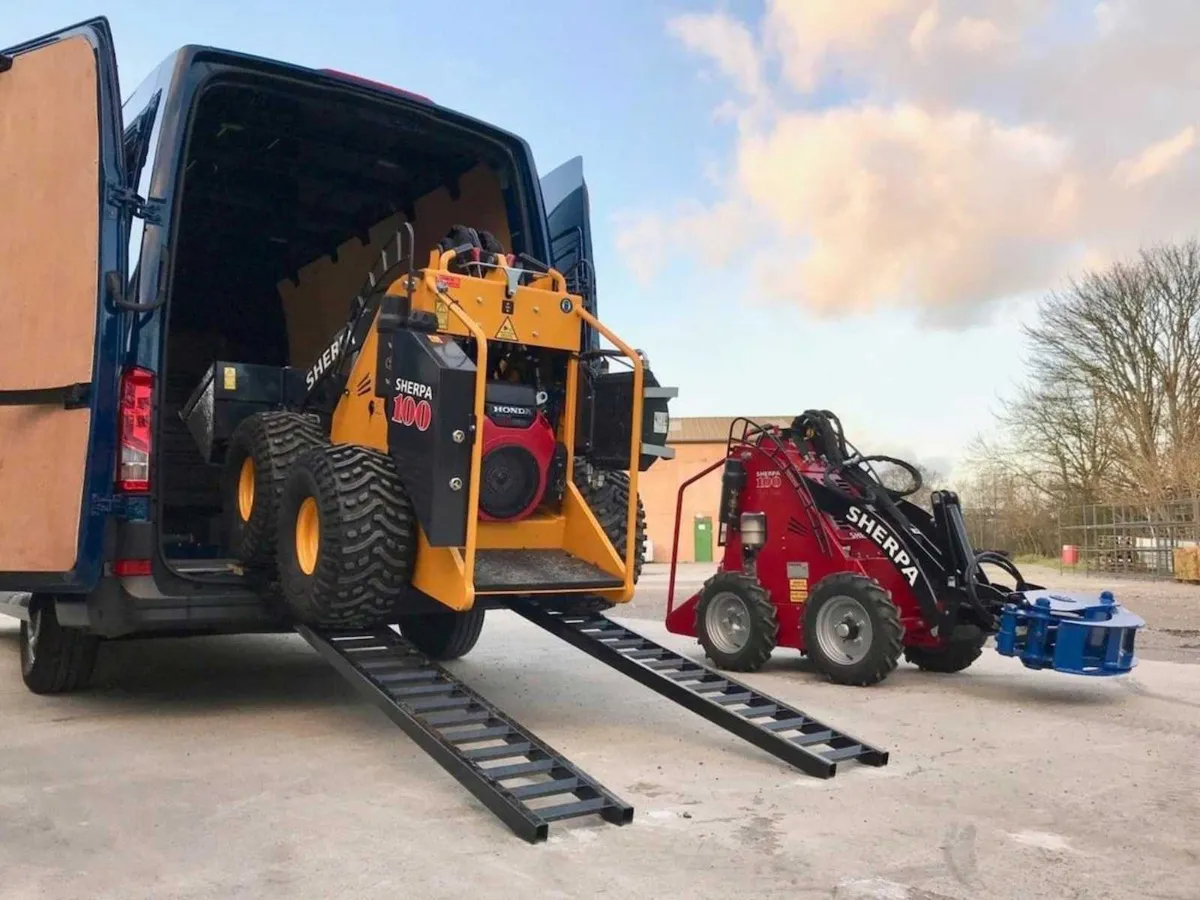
[0,17,660,694]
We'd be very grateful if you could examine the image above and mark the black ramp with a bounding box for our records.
[510,604,889,779]
[297,625,633,843]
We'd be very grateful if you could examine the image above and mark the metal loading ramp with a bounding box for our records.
[510,603,890,779]
[297,625,633,843]
[298,609,889,842]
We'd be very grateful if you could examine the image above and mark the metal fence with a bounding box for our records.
[1057,499,1200,579]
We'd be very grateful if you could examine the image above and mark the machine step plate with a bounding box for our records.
[474,549,622,593]
[297,625,633,843]
[510,604,889,779]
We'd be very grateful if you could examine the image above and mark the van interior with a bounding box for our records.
[159,74,531,574]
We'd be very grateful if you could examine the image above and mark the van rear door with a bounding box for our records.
[541,156,598,352]
[0,18,127,591]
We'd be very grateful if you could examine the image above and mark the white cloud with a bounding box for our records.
[1114,126,1197,186]
[666,11,764,97]
[626,1,1200,327]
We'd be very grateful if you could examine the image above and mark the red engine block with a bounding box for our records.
[477,410,557,522]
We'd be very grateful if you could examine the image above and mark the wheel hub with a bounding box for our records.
[705,591,751,655]
[814,595,873,665]
[295,497,320,576]
[238,457,256,522]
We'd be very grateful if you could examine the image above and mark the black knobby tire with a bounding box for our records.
[803,573,904,686]
[20,599,99,695]
[694,571,778,672]
[904,635,987,673]
[398,607,485,661]
[277,444,417,629]
[223,411,325,569]
[576,469,647,583]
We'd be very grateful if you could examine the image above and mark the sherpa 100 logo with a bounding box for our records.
[846,506,919,586]
[391,379,433,432]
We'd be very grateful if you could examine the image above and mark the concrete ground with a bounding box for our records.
[1,567,1198,900]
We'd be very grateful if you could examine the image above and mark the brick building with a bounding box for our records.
[639,416,792,564]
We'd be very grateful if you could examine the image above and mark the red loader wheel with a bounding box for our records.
[903,635,987,673]
[803,573,904,687]
[694,571,778,672]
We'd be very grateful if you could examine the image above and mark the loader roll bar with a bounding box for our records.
[573,305,644,597]
[430,281,489,604]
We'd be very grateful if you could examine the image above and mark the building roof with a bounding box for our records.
[668,415,795,444]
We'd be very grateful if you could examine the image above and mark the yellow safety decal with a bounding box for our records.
[496,316,519,341]
[223,366,237,391]
[435,299,449,331]
[788,578,808,604]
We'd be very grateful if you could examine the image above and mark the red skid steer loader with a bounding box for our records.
[665,413,1143,686]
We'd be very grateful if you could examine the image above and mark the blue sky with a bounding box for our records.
[6,1,1130,478]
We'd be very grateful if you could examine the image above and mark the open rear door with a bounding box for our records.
[541,156,599,351]
[0,19,125,590]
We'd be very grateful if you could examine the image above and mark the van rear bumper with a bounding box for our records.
[53,574,288,639]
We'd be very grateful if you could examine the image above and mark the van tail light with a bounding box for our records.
[117,367,154,493]
[113,558,152,577]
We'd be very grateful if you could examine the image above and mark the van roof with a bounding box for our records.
[131,44,533,153]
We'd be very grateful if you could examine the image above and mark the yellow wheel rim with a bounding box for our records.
[295,497,320,576]
[237,457,255,521]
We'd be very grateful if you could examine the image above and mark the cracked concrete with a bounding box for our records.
[0,569,1197,899]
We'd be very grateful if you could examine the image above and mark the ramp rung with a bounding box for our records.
[465,741,533,761]
[823,744,865,762]
[374,668,440,684]
[407,694,472,713]
[714,692,754,706]
[644,658,683,671]
[509,777,580,800]
[423,708,492,727]
[742,704,778,719]
[763,717,810,732]
[296,625,632,844]
[330,636,387,649]
[486,758,557,780]
[508,604,890,781]
[625,649,668,660]
[391,682,456,698]
[793,729,836,746]
[446,725,512,744]
[537,797,610,823]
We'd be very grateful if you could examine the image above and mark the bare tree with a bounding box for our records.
[1017,238,1200,504]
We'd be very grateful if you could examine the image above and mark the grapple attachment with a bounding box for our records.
[994,590,1143,676]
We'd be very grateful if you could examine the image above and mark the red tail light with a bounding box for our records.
[113,558,152,577]
[117,367,153,493]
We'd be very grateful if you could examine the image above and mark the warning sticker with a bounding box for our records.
[496,316,519,341]
[223,366,237,391]
[788,577,808,604]
[435,299,449,331]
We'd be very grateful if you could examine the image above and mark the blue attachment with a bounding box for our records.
[993,589,1144,676]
